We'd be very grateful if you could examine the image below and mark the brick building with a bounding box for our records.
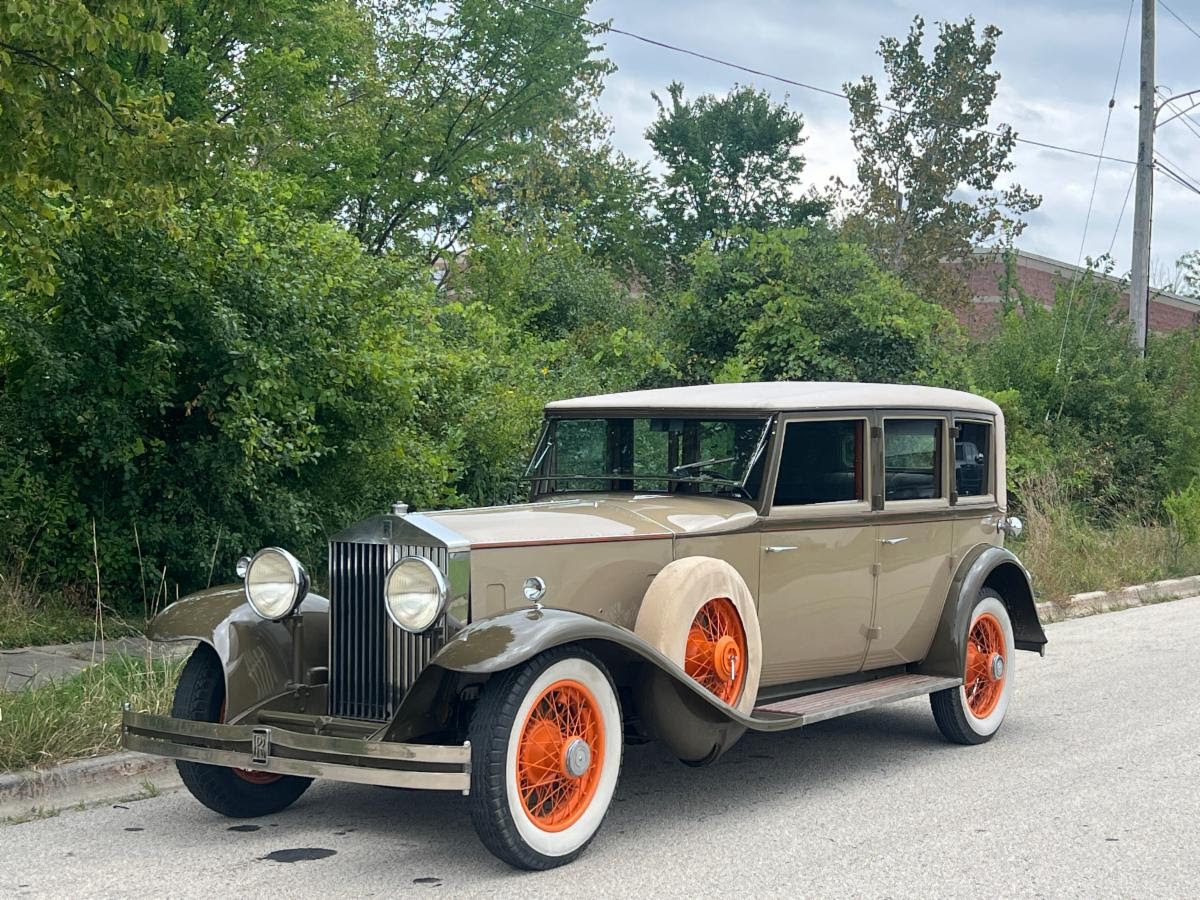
[959,248,1200,338]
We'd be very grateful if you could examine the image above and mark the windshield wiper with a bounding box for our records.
[671,456,735,476]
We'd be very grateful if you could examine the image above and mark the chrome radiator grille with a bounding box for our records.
[328,540,450,721]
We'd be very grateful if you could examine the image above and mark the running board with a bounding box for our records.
[750,673,961,728]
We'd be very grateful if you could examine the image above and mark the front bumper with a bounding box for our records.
[122,710,471,793]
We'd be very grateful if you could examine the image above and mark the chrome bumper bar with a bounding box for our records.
[122,710,471,793]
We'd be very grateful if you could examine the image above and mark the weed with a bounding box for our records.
[0,653,182,772]
[1015,472,1200,603]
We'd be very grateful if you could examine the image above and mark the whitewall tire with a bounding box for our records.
[468,647,622,869]
[930,589,1016,744]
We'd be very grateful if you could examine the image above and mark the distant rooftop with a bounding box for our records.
[546,382,1000,415]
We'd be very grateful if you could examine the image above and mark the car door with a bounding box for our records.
[865,414,955,670]
[757,415,876,685]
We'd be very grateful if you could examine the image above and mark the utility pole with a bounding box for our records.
[1129,0,1155,354]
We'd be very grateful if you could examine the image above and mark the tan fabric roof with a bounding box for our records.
[545,382,1000,415]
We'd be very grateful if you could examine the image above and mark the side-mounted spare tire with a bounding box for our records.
[632,556,762,764]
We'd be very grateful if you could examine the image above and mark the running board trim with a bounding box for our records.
[750,673,961,728]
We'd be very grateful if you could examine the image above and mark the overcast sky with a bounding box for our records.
[587,0,1200,283]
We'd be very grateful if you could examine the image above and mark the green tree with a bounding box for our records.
[315,0,611,261]
[483,116,660,282]
[112,1,613,267]
[972,270,1166,510]
[646,83,825,268]
[0,179,424,598]
[842,17,1040,307]
[1176,250,1200,298]
[0,0,203,292]
[673,227,964,386]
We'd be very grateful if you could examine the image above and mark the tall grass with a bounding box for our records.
[1015,472,1200,604]
[0,568,144,650]
[0,653,182,772]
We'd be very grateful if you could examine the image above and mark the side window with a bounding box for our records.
[773,420,864,506]
[955,421,992,498]
[884,418,942,501]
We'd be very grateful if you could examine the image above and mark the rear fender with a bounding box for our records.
[915,545,1047,679]
[147,585,329,721]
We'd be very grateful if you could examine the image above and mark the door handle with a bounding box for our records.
[879,537,909,545]
[764,545,799,553]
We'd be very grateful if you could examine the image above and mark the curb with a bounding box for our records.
[0,752,181,820]
[1036,574,1200,624]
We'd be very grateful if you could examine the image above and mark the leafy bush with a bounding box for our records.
[0,187,423,603]
[673,227,965,385]
[1165,479,1200,567]
[972,270,1169,513]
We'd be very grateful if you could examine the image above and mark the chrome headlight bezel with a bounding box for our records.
[384,555,448,633]
[243,547,309,620]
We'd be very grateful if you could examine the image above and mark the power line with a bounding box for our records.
[1156,149,1200,187]
[1074,0,1135,271]
[1157,165,1200,197]
[1156,157,1200,198]
[1161,99,1200,141]
[1158,1,1200,42]
[1056,0,1135,378]
[1107,170,1136,256]
[513,0,1139,166]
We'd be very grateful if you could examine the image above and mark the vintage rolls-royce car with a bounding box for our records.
[123,382,1046,869]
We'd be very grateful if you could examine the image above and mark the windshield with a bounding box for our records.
[524,416,772,501]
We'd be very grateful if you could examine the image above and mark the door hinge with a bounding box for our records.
[870,562,881,577]
[861,624,882,640]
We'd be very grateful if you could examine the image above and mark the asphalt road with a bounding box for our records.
[4,597,1199,899]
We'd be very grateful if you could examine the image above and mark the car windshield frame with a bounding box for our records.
[523,414,773,501]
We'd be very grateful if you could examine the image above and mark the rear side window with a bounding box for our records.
[884,419,942,501]
[955,421,992,498]
[773,420,864,506]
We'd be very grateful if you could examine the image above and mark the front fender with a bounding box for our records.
[148,584,329,721]
[392,607,760,732]
[915,545,1047,679]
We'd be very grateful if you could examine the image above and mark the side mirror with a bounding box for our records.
[1001,516,1024,538]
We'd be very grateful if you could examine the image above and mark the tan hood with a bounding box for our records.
[425,494,758,548]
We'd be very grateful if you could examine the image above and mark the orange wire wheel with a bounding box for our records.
[684,597,748,705]
[963,612,1007,719]
[516,679,606,832]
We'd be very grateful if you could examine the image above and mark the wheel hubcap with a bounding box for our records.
[562,737,591,778]
[684,598,748,705]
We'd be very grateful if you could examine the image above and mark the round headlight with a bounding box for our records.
[244,548,308,620]
[384,556,448,633]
